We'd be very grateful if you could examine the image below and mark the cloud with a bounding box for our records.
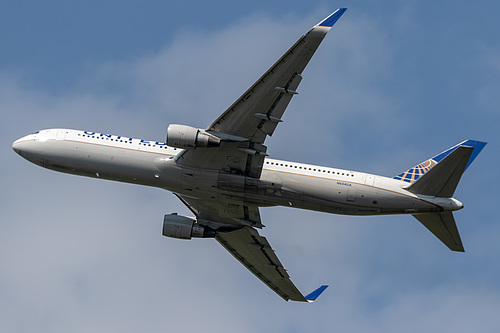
[2,6,499,333]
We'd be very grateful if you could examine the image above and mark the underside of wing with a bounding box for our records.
[208,8,347,143]
[174,9,347,178]
[216,227,308,302]
[174,194,327,302]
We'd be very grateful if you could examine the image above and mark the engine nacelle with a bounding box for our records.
[166,124,220,149]
[162,213,215,240]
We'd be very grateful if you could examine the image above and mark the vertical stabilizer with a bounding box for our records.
[395,140,486,197]
[394,140,486,184]
[405,146,472,197]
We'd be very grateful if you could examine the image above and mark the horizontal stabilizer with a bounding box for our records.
[305,285,329,302]
[405,145,473,197]
[413,212,464,252]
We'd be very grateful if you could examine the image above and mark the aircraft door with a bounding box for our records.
[364,174,375,186]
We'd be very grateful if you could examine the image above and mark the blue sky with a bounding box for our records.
[2,1,500,332]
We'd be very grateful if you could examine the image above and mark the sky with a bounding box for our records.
[1,0,500,332]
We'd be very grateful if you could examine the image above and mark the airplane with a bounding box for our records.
[12,8,486,302]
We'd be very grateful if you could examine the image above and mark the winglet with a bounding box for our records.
[316,8,347,28]
[305,285,329,302]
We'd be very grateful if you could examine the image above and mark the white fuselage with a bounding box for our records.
[12,128,463,217]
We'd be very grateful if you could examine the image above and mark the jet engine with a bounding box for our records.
[166,124,220,149]
[162,213,215,240]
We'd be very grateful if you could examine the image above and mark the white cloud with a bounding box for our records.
[2,6,499,333]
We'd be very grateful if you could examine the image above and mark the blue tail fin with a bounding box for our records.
[394,139,487,184]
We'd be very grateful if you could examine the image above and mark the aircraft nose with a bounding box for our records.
[12,137,25,156]
[12,134,44,164]
[12,145,20,155]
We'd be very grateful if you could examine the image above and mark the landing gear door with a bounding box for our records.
[346,186,356,202]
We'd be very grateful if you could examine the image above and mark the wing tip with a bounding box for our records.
[305,285,329,302]
[317,8,348,28]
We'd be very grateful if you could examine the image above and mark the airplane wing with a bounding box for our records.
[176,194,327,302]
[175,8,347,178]
[172,9,347,301]
[216,227,308,302]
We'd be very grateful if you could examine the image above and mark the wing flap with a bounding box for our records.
[259,74,303,136]
[216,227,308,302]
